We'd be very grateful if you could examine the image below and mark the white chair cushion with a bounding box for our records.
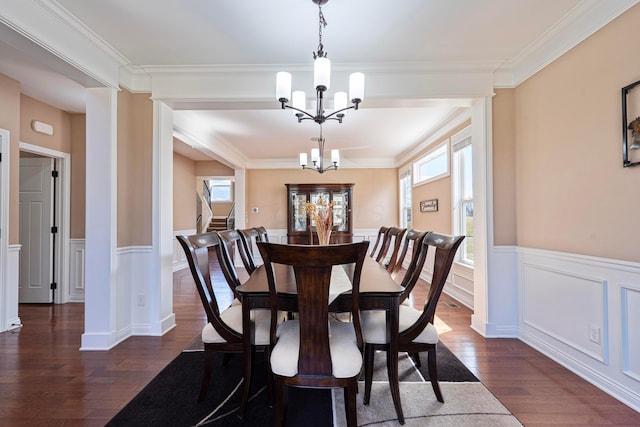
[201,305,275,345]
[270,320,363,378]
[361,305,439,345]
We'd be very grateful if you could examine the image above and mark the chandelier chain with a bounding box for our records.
[314,3,327,59]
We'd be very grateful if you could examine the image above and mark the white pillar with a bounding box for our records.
[149,100,175,335]
[81,87,118,350]
[470,96,491,337]
[234,168,246,230]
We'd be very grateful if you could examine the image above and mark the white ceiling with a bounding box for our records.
[0,0,631,168]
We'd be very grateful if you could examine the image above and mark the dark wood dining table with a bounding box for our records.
[236,256,407,423]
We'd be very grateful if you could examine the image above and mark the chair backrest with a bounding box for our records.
[375,227,405,266]
[255,226,269,242]
[239,228,262,269]
[176,232,242,343]
[369,226,389,258]
[391,229,428,274]
[399,232,465,343]
[213,230,245,298]
[383,227,407,272]
[217,229,257,274]
[258,241,369,377]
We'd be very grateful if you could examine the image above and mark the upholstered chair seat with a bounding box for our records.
[270,320,363,378]
[202,305,273,345]
[361,306,439,345]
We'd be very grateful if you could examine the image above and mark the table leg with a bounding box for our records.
[387,299,405,424]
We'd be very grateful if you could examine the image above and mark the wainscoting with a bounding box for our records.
[68,239,85,302]
[517,246,640,411]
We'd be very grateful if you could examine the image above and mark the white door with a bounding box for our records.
[19,157,54,303]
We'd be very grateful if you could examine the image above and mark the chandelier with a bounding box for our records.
[299,126,339,174]
[275,0,364,125]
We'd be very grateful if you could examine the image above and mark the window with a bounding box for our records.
[413,141,449,185]
[399,168,412,229]
[452,127,473,264]
[209,179,232,202]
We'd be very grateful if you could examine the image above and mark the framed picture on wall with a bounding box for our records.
[622,79,640,167]
[420,199,438,212]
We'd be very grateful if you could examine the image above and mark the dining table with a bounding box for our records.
[236,255,407,424]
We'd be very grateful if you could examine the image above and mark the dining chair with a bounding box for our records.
[391,229,428,276]
[361,232,465,412]
[382,227,407,272]
[257,241,369,427]
[369,226,388,258]
[218,229,257,274]
[239,227,263,269]
[255,226,270,242]
[176,232,272,409]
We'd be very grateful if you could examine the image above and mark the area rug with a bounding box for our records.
[333,382,522,427]
[108,331,520,426]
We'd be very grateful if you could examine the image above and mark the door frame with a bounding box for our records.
[19,142,70,304]
[0,129,10,329]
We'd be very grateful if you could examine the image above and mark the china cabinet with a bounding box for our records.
[285,183,354,245]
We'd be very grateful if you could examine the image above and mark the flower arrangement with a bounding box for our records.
[305,197,334,245]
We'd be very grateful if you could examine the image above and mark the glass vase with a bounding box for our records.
[317,228,332,245]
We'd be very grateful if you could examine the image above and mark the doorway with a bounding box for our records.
[19,154,55,303]
[18,142,71,305]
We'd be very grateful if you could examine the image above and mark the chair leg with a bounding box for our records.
[237,348,255,418]
[345,381,358,427]
[363,344,374,405]
[274,377,285,427]
[198,347,215,401]
[410,351,421,368]
[427,347,443,403]
[264,347,273,407]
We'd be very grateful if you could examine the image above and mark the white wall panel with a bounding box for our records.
[621,286,640,381]
[68,239,85,302]
[518,247,640,412]
[522,263,607,363]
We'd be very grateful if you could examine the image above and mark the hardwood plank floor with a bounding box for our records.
[0,261,638,426]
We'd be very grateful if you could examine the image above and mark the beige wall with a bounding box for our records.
[173,152,196,230]
[0,74,21,244]
[246,168,398,230]
[492,89,517,246]
[412,176,452,233]
[69,114,86,239]
[194,160,234,177]
[117,89,153,247]
[20,94,71,153]
[512,3,640,262]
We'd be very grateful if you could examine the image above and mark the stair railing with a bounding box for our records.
[226,202,235,230]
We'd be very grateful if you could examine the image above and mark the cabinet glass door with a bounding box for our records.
[291,191,308,232]
[309,191,330,226]
[332,191,349,231]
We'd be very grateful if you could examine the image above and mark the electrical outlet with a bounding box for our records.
[588,324,600,344]
[137,294,145,307]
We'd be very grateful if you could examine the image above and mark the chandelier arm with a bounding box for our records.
[282,104,316,120]
[324,105,356,121]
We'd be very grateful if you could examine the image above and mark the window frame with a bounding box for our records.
[451,126,473,266]
[412,140,450,187]
[398,166,412,229]
[209,178,233,203]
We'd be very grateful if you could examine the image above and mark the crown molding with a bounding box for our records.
[396,107,472,167]
[499,0,640,87]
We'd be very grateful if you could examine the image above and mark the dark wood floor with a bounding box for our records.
[1,261,638,426]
